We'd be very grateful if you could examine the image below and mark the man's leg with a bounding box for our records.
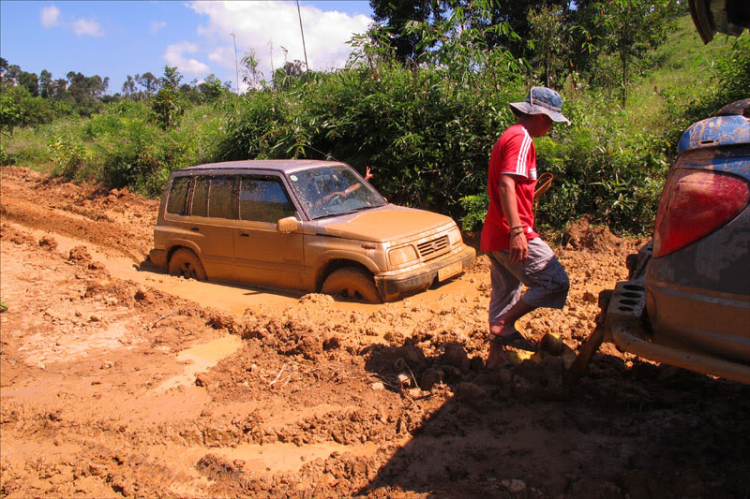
[486,254,524,369]
[486,241,569,368]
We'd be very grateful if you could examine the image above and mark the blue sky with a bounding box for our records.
[0,1,374,94]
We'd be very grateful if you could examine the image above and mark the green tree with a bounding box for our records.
[241,49,264,90]
[588,0,680,107]
[136,72,160,95]
[122,75,137,97]
[528,6,572,87]
[66,71,108,115]
[17,71,39,97]
[39,70,53,99]
[197,74,226,101]
[0,57,8,85]
[369,0,447,63]
[151,65,184,130]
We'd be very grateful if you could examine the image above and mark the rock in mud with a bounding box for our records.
[420,367,444,391]
[398,341,426,369]
[441,342,470,371]
[298,335,323,360]
[196,454,243,481]
[133,286,154,303]
[38,235,57,250]
[454,382,486,407]
[299,293,333,306]
[68,245,92,263]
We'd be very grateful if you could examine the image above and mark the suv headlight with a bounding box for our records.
[389,245,418,267]
[447,226,463,246]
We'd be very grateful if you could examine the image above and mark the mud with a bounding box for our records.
[1,167,749,498]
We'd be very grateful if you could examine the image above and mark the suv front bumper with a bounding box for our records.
[375,245,476,302]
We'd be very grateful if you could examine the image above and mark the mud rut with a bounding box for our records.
[1,167,748,498]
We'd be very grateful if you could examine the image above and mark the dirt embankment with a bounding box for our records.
[1,167,748,498]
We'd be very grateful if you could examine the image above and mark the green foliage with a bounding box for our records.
[0,86,55,135]
[459,194,489,232]
[715,33,750,103]
[49,135,88,180]
[1,10,747,240]
[150,66,185,130]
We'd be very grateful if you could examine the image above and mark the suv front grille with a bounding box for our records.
[418,236,449,261]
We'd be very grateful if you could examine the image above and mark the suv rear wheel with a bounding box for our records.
[321,267,381,303]
[168,248,207,280]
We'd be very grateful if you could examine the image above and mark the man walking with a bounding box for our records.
[481,87,571,369]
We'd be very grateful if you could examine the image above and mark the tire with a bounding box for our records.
[321,267,382,303]
[168,248,207,280]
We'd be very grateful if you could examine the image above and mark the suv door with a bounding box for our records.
[187,175,238,280]
[234,175,304,290]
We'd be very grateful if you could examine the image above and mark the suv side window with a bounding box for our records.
[166,176,191,215]
[207,176,238,219]
[240,176,295,223]
[191,176,209,217]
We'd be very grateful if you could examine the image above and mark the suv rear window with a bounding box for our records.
[166,177,191,215]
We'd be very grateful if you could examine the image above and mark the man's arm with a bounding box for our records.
[498,174,528,263]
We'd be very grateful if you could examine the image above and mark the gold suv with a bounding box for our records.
[149,160,476,302]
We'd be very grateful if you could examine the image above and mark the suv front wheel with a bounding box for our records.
[321,267,382,303]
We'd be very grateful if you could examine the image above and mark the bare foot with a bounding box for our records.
[486,341,511,370]
[490,322,517,339]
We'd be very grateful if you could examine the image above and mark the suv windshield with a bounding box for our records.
[288,165,386,219]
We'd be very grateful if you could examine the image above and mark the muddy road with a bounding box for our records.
[1,167,748,498]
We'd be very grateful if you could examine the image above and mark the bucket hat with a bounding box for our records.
[510,86,571,125]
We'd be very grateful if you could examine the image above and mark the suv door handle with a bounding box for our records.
[190,227,200,232]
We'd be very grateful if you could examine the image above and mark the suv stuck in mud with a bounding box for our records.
[149,160,475,302]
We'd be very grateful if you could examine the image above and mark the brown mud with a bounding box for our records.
[1,167,749,498]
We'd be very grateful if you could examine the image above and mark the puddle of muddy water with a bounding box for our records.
[156,440,380,478]
[156,335,243,393]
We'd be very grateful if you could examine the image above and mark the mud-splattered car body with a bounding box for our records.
[149,160,475,302]
[594,100,750,384]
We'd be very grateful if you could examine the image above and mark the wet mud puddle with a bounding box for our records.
[156,335,244,392]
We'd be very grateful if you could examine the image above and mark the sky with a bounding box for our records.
[0,1,375,94]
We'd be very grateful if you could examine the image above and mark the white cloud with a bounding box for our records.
[40,5,104,37]
[165,42,211,75]
[186,1,371,90]
[40,5,60,28]
[72,18,104,37]
[151,21,167,34]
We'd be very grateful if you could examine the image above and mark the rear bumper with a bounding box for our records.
[375,245,476,302]
[149,249,168,270]
[599,242,750,384]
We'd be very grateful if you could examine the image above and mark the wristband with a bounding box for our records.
[510,225,523,230]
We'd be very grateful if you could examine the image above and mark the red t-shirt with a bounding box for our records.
[480,124,539,251]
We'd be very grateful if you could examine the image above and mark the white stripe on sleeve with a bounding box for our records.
[516,132,532,176]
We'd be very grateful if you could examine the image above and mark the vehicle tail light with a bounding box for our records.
[653,169,750,257]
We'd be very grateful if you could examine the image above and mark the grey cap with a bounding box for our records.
[510,86,571,125]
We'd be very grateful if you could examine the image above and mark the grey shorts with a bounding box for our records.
[488,238,570,323]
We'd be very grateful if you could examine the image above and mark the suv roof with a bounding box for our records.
[177,159,345,175]
[677,99,750,154]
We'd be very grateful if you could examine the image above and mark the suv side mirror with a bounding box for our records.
[277,216,301,233]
